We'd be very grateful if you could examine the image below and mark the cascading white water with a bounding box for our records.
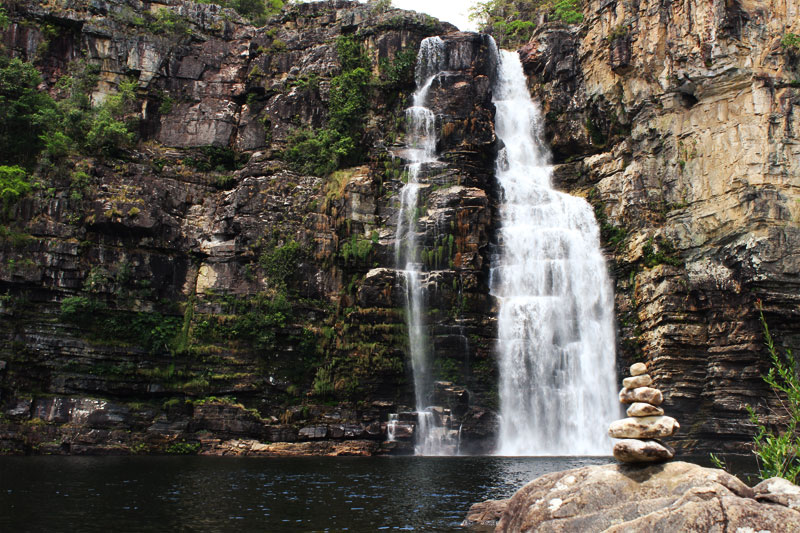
[395,37,457,456]
[491,49,619,456]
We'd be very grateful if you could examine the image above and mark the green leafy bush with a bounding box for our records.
[193,292,292,352]
[782,33,800,51]
[148,8,192,36]
[470,0,584,48]
[198,0,283,25]
[641,237,682,268]
[328,67,371,133]
[0,57,57,166]
[339,233,374,265]
[552,0,583,23]
[85,108,136,157]
[0,166,31,217]
[60,295,182,354]
[379,48,417,89]
[282,128,354,176]
[260,240,307,286]
[1,57,137,165]
[282,35,371,176]
[0,7,9,31]
[312,364,335,397]
[165,441,200,454]
[747,306,800,483]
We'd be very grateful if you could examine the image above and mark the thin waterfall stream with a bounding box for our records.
[490,48,619,456]
[394,37,459,456]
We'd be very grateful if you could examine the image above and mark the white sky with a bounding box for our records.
[390,0,481,31]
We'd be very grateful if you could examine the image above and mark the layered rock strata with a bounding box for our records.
[610,363,678,462]
[518,0,800,453]
[0,0,500,455]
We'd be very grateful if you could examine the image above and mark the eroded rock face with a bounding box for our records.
[0,0,502,455]
[521,0,800,453]
[495,462,800,532]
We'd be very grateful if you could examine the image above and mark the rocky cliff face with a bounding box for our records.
[0,0,797,456]
[520,0,800,453]
[0,0,505,455]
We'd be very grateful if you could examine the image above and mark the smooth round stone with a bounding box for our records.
[627,402,664,417]
[630,362,648,376]
[613,439,675,463]
[622,374,652,389]
[608,416,680,439]
[619,387,664,405]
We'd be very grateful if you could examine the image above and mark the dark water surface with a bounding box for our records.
[0,455,612,532]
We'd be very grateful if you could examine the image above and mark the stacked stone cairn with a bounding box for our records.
[608,362,680,463]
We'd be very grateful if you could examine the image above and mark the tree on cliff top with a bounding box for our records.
[0,56,56,167]
[470,0,583,49]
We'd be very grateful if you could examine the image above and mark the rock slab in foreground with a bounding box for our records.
[492,461,800,532]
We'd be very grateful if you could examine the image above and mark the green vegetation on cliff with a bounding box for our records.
[471,0,584,48]
[0,56,135,168]
[748,307,800,484]
[782,32,800,51]
[283,35,371,176]
[197,0,284,26]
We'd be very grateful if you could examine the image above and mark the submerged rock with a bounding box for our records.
[492,461,800,532]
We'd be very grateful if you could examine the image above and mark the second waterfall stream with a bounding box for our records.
[491,48,619,456]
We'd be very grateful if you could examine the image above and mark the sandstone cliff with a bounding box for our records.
[519,0,800,453]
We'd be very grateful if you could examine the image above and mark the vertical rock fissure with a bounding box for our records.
[490,47,619,456]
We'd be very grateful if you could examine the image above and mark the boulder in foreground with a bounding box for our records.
[466,461,800,532]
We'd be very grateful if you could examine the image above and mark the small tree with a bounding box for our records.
[0,165,30,219]
[747,304,800,483]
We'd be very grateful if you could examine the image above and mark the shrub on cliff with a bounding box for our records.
[470,0,583,48]
[0,56,136,166]
[198,0,283,26]
[747,306,800,483]
[282,35,371,176]
[0,57,56,167]
[0,165,31,219]
[782,33,800,51]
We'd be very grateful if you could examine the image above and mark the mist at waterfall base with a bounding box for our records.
[491,49,619,456]
[0,455,611,532]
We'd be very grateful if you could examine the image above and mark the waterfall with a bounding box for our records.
[491,49,619,456]
[395,37,458,456]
